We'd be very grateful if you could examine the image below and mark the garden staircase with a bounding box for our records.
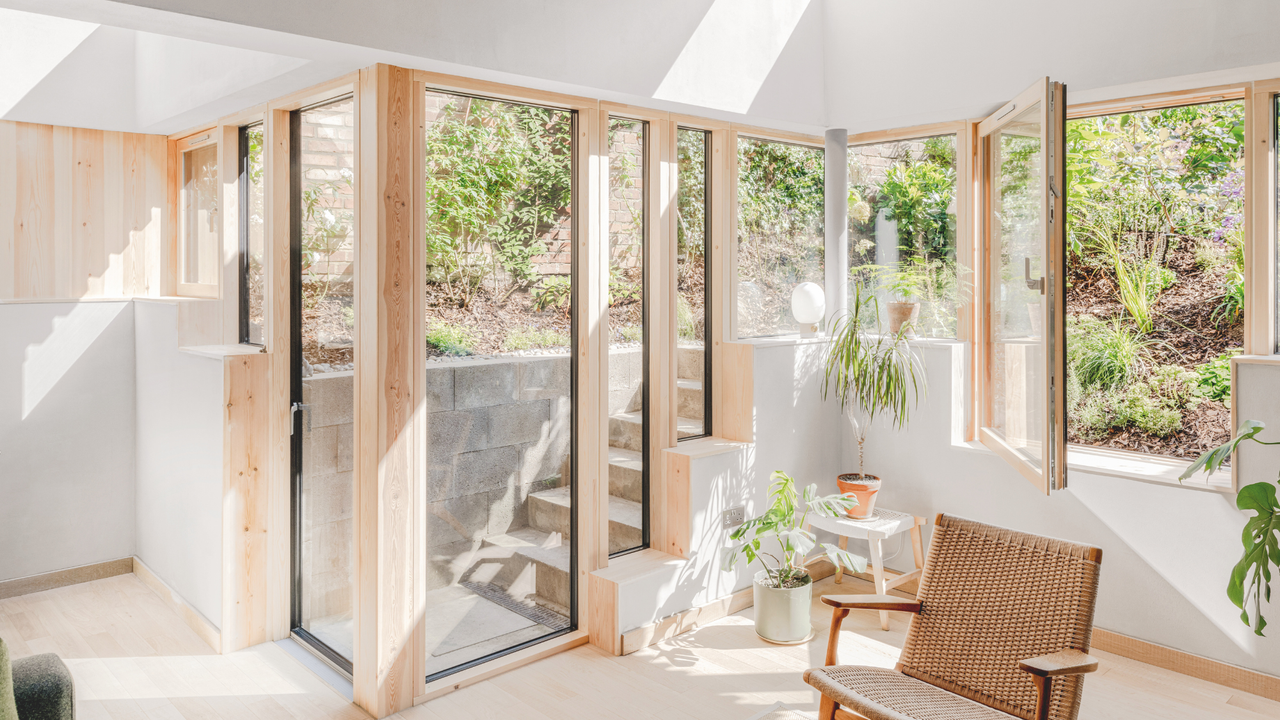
[478,345,707,616]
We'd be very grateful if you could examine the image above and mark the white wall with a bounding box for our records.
[132,300,223,628]
[0,301,136,581]
[618,338,844,632]
[854,342,1280,677]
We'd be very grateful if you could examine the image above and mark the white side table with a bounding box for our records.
[806,509,927,631]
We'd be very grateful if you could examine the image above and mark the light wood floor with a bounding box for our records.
[2,573,1277,720]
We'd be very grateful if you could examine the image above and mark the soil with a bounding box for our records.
[302,281,354,368]
[426,286,572,357]
[1065,237,1241,459]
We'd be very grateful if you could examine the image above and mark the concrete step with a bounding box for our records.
[677,345,706,382]
[481,528,571,611]
[608,411,704,452]
[527,486,643,554]
[608,447,644,503]
[677,378,704,421]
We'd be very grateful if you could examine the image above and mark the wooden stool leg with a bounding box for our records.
[835,535,848,584]
[869,537,888,631]
[911,522,925,570]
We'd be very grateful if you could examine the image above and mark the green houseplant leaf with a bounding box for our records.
[1179,419,1265,481]
[1230,482,1280,636]
[1183,420,1280,635]
[721,471,866,587]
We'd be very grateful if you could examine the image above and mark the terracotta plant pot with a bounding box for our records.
[886,301,920,336]
[836,473,882,520]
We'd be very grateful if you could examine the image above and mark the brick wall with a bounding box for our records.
[300,100,356,283]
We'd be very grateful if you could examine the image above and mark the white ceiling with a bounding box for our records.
[5,0,1280,136]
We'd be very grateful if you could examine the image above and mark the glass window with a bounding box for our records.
[607,116,648,556]
[422,89,576,680]
[293,97,356,669]
[180,141,219,289]
[1065,101,1244,460]
[735,136,824,338]
[677,128,711,439]
[848,134,960,338]
[240,123,266,345]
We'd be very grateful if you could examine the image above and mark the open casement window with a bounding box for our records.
[978,78,1067,493]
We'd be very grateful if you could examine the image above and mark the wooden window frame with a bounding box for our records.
[727,127,826,341]
[172,128,221,298]
[848,121,978,439]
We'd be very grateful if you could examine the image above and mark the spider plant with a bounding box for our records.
[821,285,928,477]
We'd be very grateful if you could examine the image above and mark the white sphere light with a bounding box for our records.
[791,282,825,325]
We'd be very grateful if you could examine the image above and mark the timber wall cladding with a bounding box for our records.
[0,120,169,300]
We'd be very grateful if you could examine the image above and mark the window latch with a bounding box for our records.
[291,402,311,435]
[1024,257,1044,293]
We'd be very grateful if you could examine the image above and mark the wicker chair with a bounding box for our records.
[804,514,1102,720]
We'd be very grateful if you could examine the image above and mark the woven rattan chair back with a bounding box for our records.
[897,514,1102,720]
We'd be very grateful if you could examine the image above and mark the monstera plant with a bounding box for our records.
[1182,420,1280,636]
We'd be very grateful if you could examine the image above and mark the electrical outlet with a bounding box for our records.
[723,505,746,529]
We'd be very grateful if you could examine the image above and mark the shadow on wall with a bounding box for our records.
[862,341,1278,676]
[0,302,136,582]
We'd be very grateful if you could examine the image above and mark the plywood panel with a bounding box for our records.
[353,63,422,719]
[0,119,168,301]
[14,122,55,298]
[223,352,270,653]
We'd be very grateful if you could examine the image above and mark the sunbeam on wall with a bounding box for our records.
[652,0,810,113]
[23,302,126,419]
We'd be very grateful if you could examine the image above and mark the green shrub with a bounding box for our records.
[619,325,642,343]
[1068,316,1150,390]
[532,275,571,312]
[1196,349,1240,406]
[1070,364,1200,438]
[504,327,570,351]
[677,295,697,341]
[426,322,476,356]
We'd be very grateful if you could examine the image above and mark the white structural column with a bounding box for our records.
[824,128,849,326]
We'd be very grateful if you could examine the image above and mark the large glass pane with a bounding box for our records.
[242,124,266,345]
[181,143,219,286]
[677,128,711,439]
[607,116,647,556]
[848,135,960,337]
[422,89,575,679]
[989,104,1045,465]
[736,137,824,338]
[1065,101,1244,459]
[295,97,356,665]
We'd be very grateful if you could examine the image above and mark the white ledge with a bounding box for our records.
[179,344,265,360]
[1067,444,1231,494]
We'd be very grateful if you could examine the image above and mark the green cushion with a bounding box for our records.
[0,637,18,720]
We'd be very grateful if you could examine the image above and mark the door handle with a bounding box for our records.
[291,402,311,435]
[1024,257,1044,294]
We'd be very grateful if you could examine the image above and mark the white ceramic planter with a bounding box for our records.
[752,569,813,644]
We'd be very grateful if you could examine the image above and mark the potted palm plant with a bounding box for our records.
[723,471,868,644]
[822,285,927,519]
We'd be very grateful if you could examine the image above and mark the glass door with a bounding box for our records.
[290,96,357,673]
[978,78,1067,493]
[421,89,577,681]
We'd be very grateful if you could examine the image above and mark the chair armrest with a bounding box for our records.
[820,594,922,613]
[1018,649,1099,677]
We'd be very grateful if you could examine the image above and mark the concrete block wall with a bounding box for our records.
[299,370,354,624]
[424,355,572,590]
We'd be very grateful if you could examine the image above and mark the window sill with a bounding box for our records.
[179,344,266,360]
[1066,444,1231,494]
[950,439,1232,493]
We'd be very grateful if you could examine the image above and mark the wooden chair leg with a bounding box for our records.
[824,608,850,666]
[1031,674,1054,720]
[819,695,839,720]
